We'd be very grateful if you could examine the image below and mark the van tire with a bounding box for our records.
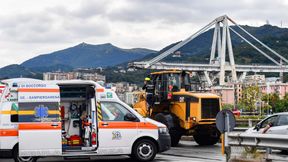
[131,139,157,162]
[13,147,37,162]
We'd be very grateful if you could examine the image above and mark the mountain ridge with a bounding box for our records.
[1,24,288,80]
[21,42,156,69]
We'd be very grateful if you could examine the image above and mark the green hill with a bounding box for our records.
[1,24,288,82]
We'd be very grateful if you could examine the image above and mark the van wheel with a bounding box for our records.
[132,139,157,162]
[13,147,37,162]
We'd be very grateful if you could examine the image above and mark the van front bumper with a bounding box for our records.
[0,149,13,158]
[157,133,171,152]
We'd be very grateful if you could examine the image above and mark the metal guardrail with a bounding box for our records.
[233,127,248,132]
[226,132,288,162]
[228,132,288,150]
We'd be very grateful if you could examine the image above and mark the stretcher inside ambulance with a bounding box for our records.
[0,78,171,162]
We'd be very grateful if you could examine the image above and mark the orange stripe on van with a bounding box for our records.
[96,88,104,92]
[98,122,158,129]
[18,88,60,93]
[19,123,61,130]
[138,122,158,129]
[99,122,137,129]
[0,129,18,136]
[0,110,18,115]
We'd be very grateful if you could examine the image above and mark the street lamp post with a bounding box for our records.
[266,82,271,115]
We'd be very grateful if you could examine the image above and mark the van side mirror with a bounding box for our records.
[124,113,137,121]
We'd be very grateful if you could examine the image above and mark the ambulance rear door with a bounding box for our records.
[17,83,62,157]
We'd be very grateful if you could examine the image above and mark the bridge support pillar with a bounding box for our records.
[204,71,213,86]
[238,72,247,82]
[219,17,227,85]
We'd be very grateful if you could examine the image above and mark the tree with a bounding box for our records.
[275,99,288,112]
[222,104,234,110]
[261,93,280,113]
[274,93,288,112]
[239,85,261,112]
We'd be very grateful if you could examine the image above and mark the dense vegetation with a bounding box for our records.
[102,68,155,85]
[224,85,288,114]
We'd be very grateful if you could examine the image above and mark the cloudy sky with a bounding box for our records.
[0,0,287,68]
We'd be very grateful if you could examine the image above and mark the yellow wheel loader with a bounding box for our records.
[133,71,221,146]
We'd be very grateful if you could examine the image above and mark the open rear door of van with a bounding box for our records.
[17,83,62,157]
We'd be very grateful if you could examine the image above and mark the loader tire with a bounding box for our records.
[154,113,182,147]
[193,134,219,146]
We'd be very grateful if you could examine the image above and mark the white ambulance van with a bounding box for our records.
[0,78,171,162]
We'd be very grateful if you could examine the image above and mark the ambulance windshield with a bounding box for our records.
[100,102,131,121]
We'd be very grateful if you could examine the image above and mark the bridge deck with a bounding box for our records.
[132,62,288,73]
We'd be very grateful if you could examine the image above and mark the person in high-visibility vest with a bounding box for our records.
[142,76,155,112]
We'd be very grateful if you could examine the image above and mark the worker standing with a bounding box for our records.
[142,76,155,112]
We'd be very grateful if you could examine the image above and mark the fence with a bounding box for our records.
[232,119,261,132]
[226,132,288,162]
[235,119,261,127]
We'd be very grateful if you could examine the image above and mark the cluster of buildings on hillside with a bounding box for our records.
[212,74,288,106]
[113,67,136,73]
[105,82,142,105]
[43,69,106,82]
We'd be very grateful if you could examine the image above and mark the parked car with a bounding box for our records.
[246,112,288,134]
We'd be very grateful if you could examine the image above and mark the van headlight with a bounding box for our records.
[159,127,168,134]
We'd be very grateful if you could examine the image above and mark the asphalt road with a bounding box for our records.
[0,141,224,162]
[0,141,288,162]
[2,140,288,162]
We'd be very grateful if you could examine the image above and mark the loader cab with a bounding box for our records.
[152,71,191,103]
